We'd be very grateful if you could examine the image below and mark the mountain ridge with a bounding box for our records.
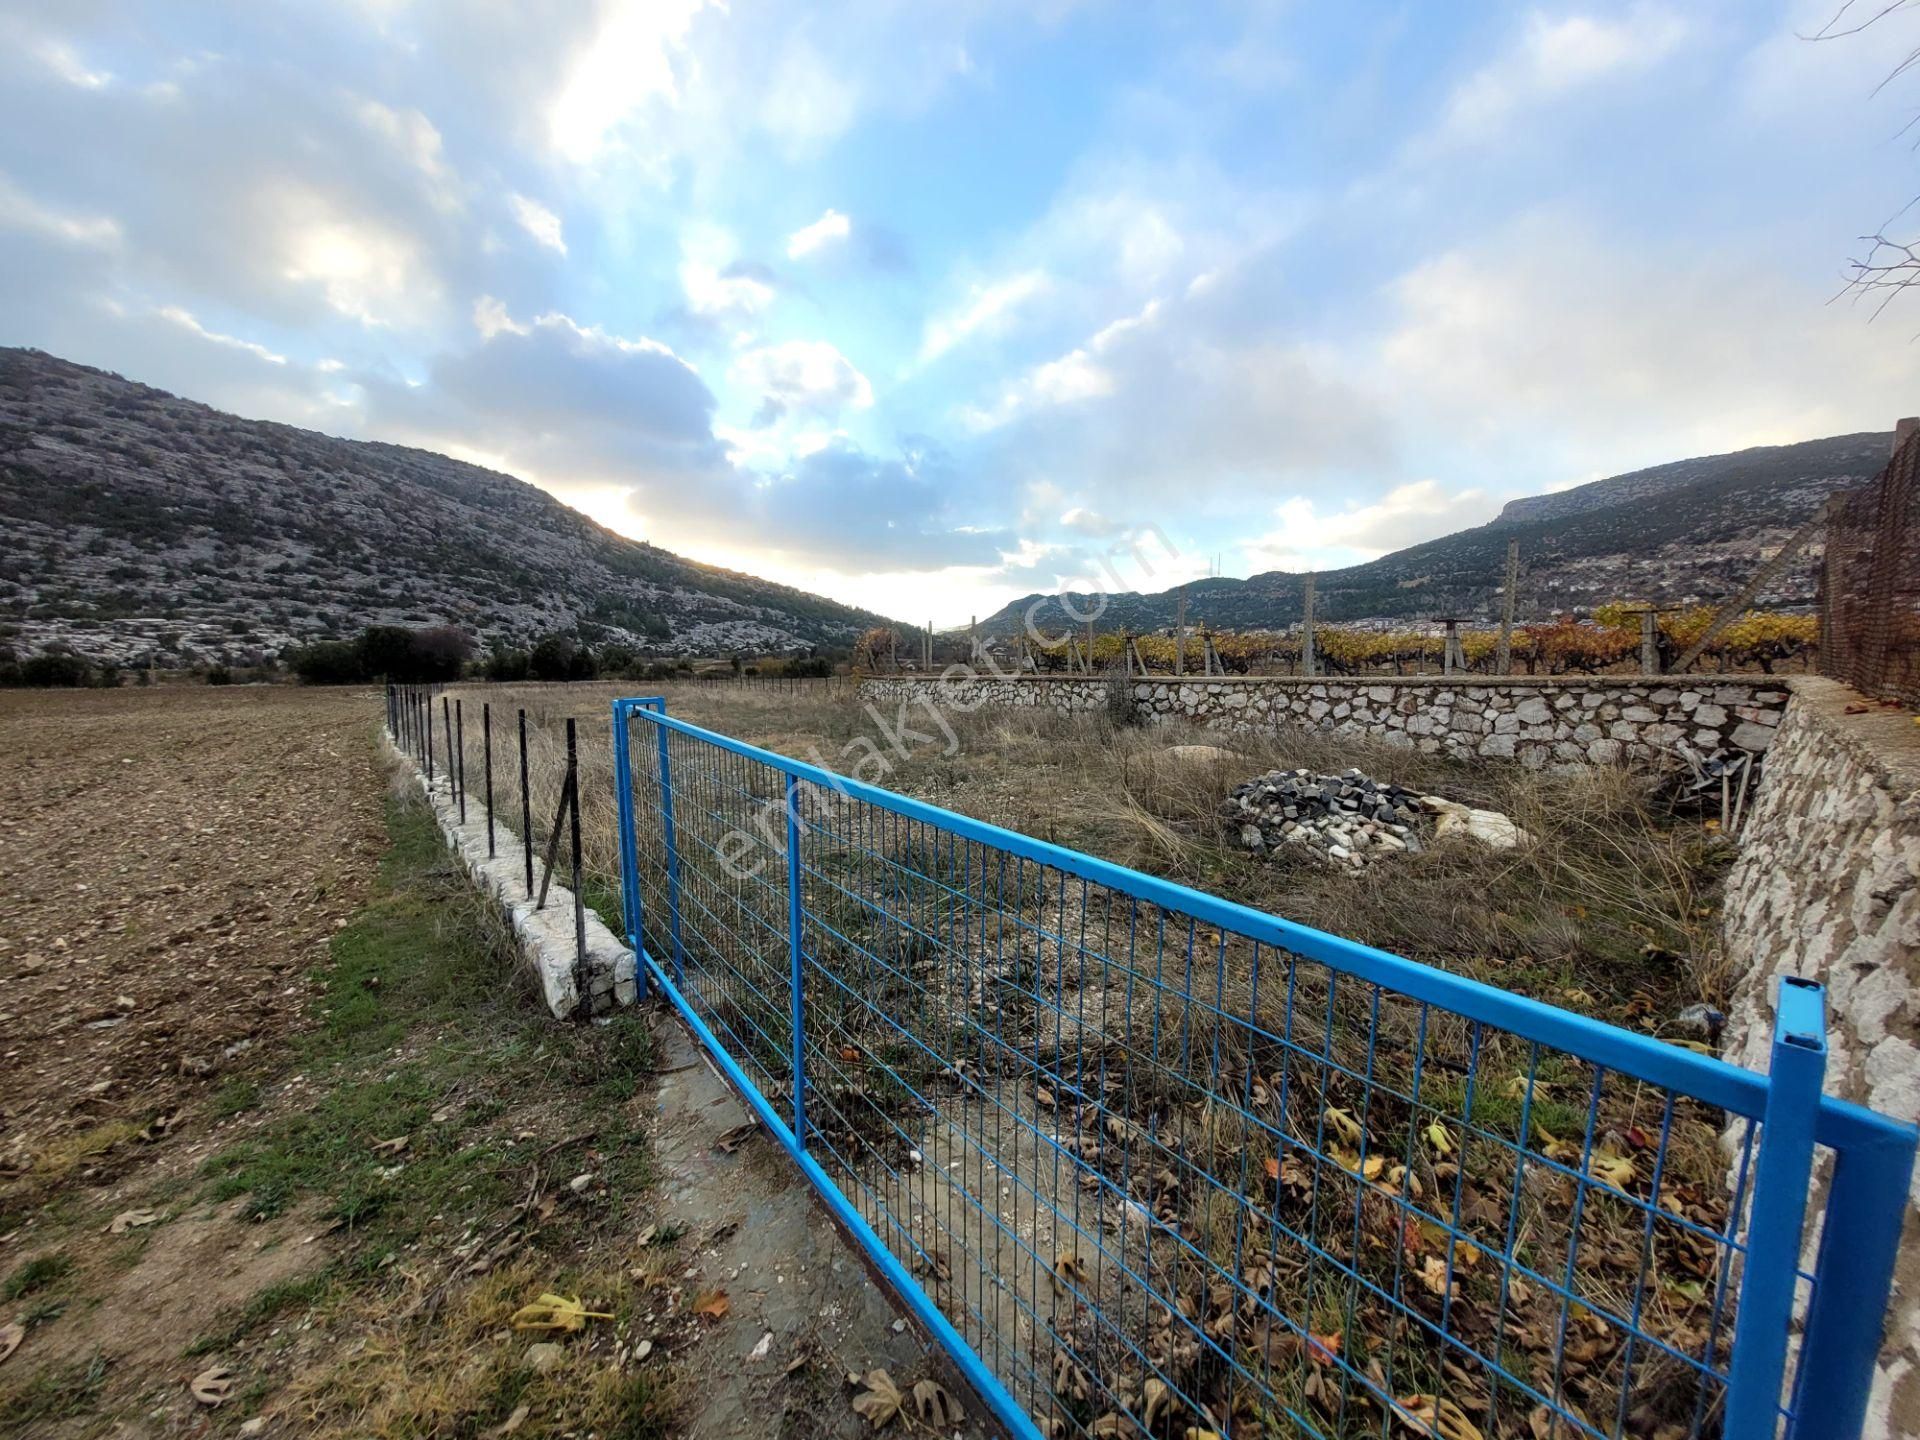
[0,348,895,668]
[982,430,1890,637]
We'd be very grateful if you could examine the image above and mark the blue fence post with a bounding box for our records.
[654,709,685,986]
[1791,1110,1917,1439]
[1725,976,1828,1438]
[610,699,648,1002]
[785,773,807,1148]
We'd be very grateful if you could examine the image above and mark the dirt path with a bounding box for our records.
[642,1016,987,1440]
[0,686,387,1191]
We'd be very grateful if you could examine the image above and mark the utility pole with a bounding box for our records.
[1301,575,1317,678]
[1496,538,1519,676]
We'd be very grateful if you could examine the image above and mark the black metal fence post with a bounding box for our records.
[425,690,436,781]
[455,699,466,825]
[518,708,533,897]
[441,696,452,795]
[483,701,495,858]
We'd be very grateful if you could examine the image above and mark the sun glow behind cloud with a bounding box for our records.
[0,0,1913,626]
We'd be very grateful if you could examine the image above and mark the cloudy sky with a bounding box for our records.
[2,2,1915,623]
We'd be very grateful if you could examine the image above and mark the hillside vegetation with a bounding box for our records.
[0,349,891,669]
[982,432,1890,636]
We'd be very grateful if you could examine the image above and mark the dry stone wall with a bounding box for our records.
[858,674,1790,765]
[1721,678,1920,1438]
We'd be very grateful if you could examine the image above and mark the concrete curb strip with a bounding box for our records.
[383,728,635,1019]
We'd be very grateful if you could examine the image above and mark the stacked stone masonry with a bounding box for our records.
[858,674,1791,766]
[1720,679,1920,1439]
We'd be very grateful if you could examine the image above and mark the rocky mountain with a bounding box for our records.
[0,349,893,668]
[981,431,1892,637]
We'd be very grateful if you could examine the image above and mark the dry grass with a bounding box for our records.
[281,1259,679,1440]
[422,679,1745,1438]
[441,679,1731,1019]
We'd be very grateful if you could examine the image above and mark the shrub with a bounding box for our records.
[18,653,95,688]
[484,645,531,682]
[529,634,597,682]
[288,639,367,685]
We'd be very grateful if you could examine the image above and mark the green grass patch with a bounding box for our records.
[198,790,653,1261]
[0,1352,107,1429]
[1,1252,71,1301]
[210,1078,262,1118]
[185,1270,338,1358]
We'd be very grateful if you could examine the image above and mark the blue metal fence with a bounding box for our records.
[610,697,1915,1440]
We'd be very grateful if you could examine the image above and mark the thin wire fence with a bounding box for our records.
[612,700,1912,1440]
[387,682,593,980]
[1821,427,1920,706]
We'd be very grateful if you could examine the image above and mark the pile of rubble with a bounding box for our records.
[1223,767,1528,869]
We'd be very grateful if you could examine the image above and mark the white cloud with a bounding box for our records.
[274,190,439,329]
[546,0,712,163]
[0,173,121,249]
[472,294,523,339]
[1244,481,1500,574]
[920,269,1050,361]
[731,339,873,417]
[963,296,1158,430]
[679,223,776,320]
[1059,506,1122,537]
[760,42,858,153]
[36,40,111,91]
[508,193,567,254]
[1435,5,1690,146]
[786,207,851,260]
[1379,211,1920,469]
[154,305,288,365]
[354,99,462,212]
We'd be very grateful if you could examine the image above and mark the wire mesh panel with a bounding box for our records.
[612,702,1913,1440]
[1822,428,1920,707]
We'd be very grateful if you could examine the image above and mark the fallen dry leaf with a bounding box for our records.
[107,1207,160,1234]
[1324,1106,1364,1146]
[714,1122,758,1154]
[913,1378,965,1425]
[0,1322,22,1366]
[1588,1145,1636,1191]
[1394,1394,1484,1440]
[485,1403,531,1438]
[510,1292,613,1333]
[692,1290,731,1320]
[371,1135,409,1156]
[1050,1250,1091,1296]
[1142,1377,1171,1429]
[191,1365,237,1406]
[1419,1256,1455,1300]
[852,1368,905,1429]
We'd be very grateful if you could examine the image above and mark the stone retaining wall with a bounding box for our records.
[1721,678,1920,1437]
[858,674,1791,766]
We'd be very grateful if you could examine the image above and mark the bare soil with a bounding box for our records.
[0,685,998,1440]
[0,685,388,1186]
